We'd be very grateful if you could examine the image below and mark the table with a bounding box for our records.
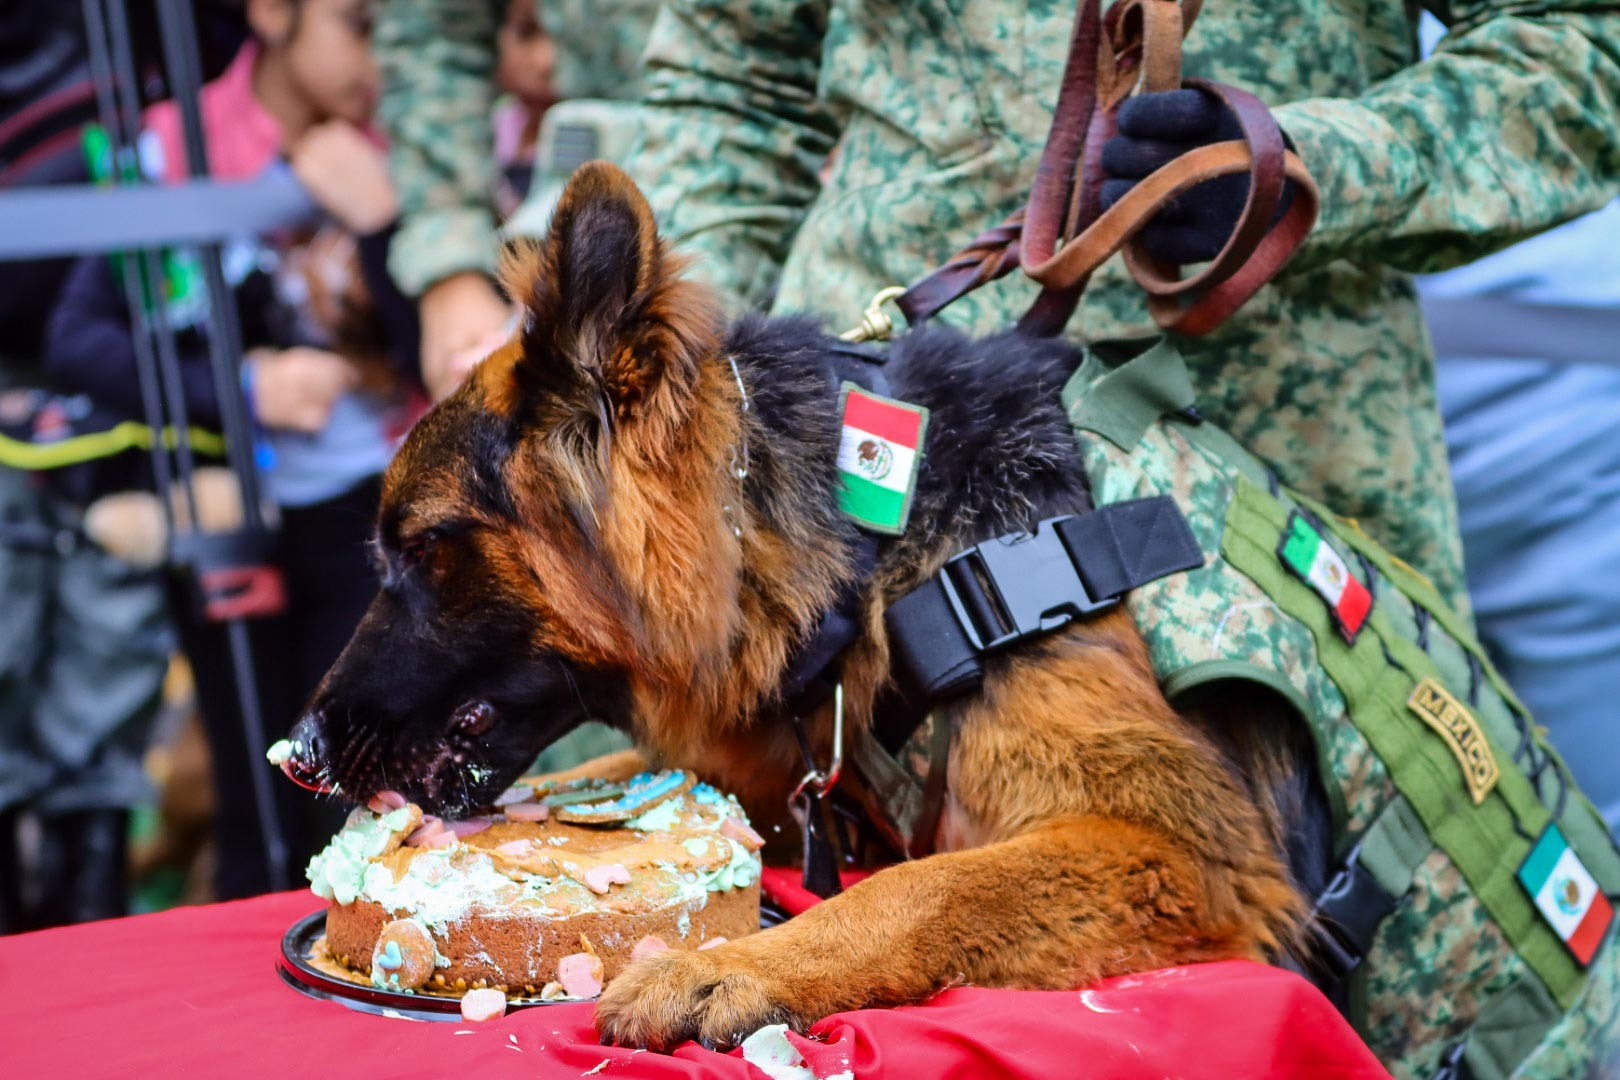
[0,882,1389,1079]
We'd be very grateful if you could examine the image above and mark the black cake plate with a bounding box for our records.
[278,901,791,1022]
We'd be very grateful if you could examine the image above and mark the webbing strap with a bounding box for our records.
[1455,972,1567,1080]
[1357,795,1433,898]
[1307,795,1431,987]
[1290,487,1620,896]
[883,499,1203,737]
[1062,338,1196,451]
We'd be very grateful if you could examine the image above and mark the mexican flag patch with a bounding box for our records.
[836,382,928,535]
[1278,512,1372,642]
[1518,823,1614,967]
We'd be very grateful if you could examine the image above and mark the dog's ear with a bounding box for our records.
[498,161,717,436]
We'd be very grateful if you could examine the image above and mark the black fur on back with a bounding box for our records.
[724,314,1093,581]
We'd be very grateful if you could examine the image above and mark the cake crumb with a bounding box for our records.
[557,951,605,998]
[460,987,507,1022]
[631,934,669,959]
[379,1008,424,1022]
[739,1024,817,1080]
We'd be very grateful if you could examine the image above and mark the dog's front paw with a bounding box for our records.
[594,947,801,1052]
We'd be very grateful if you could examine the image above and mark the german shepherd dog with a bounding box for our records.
[287,162,1327,1049]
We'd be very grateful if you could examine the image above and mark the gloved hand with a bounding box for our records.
[1100,88,1295,266]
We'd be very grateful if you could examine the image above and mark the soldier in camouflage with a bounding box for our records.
[374,0,660,398]
[629,0,1620,613]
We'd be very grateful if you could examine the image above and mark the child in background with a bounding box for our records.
[46,0,421,900]
[493,0,557,218]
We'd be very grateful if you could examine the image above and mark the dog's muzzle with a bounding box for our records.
[280,713,335,793]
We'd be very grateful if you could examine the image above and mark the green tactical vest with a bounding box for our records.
[850,337,1620,1079]
[1070,338,1620,1078]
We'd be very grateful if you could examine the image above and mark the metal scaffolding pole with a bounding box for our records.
[75,0,292,891]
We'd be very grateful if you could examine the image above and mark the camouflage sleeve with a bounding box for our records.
[1275,2,1620,273]
[376,0,505,298]
[544,0,664,100]
[630,0,841,313]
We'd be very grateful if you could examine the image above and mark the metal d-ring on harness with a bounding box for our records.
[788,685,845,898]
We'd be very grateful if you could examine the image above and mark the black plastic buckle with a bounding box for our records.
[1433,1041,1472,1080]
[937,515,1118,653]
[1309,842,1400,982]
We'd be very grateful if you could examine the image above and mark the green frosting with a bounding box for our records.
[691,834,760,892]
[626,799,681,832]
[306,807,412,905]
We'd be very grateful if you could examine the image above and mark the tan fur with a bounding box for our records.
[380,163,1304,1049]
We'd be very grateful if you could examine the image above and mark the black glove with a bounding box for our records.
[1100,88,1293,266]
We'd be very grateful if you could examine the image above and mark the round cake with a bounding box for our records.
[305,770,764,999]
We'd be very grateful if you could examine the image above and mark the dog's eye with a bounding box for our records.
[400,533,434,568]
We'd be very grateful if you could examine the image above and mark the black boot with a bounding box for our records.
[0,807,22,935]
[33,810,129,927]
[67,809,129,924]
[30,810,74,930]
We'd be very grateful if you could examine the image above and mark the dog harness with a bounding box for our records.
[846,337,1620,1080]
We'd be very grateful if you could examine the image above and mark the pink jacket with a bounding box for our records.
[143,42,280,183]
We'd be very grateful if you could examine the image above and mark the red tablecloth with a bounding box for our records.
[0,889,1389,1079]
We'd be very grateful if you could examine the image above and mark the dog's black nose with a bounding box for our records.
[282,712,331,791]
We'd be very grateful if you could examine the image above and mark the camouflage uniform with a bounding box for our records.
[1057,339,1620,1077]
[374,0,661,297]
[631,0,1620,611]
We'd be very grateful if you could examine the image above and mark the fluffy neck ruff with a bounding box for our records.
[624,314,1093,761]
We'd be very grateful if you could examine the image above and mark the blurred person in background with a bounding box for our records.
[371,0,658,773]
[0,0,176,932]
[1405,12,1620,838]
[1424,204,1620,838]
[46,0,424,900]
[623,0,1620,627]
[374,0,658,401]
[492,0,556,218]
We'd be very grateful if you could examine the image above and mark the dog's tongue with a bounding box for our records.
[367,790,409,814]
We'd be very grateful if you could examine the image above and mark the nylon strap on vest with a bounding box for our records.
[1224,478,1615,1014]
[880,498,1204,752]
[894,0,1318,338]
[1307,795,1432,986]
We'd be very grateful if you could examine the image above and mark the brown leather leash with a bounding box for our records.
[891,0,1319,339]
